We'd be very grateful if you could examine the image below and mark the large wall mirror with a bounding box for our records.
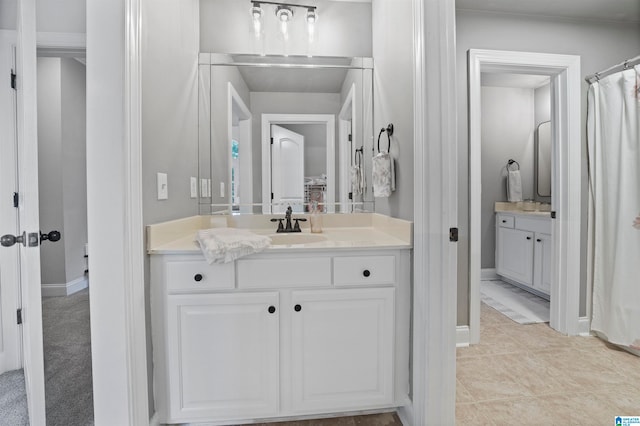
[198,53,374,215]
[535,120,551,198]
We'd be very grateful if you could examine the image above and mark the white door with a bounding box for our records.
[290,288,395,413]
[0,0,46,423]
[166,292,279,422]
[271,125,304,213]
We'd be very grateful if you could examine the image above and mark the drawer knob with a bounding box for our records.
[363,269,371,277]
[194,273,203,282]
[268,306,276,314]
[502,220,507,223]
[294,304,302,312]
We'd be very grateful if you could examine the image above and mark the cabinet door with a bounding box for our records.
[533,233,552,295]
[166,292,279,422]
[496,227,534,286]
[290,288,395,413]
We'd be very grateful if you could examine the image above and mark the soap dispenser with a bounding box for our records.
[309,201,323,233]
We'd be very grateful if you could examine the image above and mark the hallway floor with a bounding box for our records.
[456,303,640,424]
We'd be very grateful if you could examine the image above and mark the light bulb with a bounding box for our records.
[276,6,293,22]
[306,8,317,24]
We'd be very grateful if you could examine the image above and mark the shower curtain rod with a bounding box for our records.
[585,55,640,84]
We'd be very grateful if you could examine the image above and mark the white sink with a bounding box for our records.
[269,233,327,246]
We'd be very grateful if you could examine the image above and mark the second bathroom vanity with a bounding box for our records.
[147,213,412,425]
[495,202,551,298]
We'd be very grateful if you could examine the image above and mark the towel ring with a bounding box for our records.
[377,123,394,153]
[507,159,520,171]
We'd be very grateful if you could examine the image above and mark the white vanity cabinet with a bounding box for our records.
[151,249,410,425]
[495,213,551,297]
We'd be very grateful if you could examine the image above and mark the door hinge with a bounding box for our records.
[550,211,556,219]
[348,134,352,142]
[13,192,19,208]
[16,308,22,325]
[271,192,274,200]
[270,137,274,145]
[449,227,459,242]
[348,192,353,200]
[10,70,16,90]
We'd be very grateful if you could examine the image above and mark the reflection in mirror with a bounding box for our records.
[198,54,374,214]
[536,120,551,197]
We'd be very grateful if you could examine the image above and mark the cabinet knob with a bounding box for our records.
[502,220,507,223]
[536,239,542,242]
[363,269,371,277]
[194,273,203,282]
[268,306,276,314]
[526,236,532,240]
[294,304,302,312]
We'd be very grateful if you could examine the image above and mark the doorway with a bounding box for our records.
[467,49,583,343]
[36,51,93,424]
[261,113,335,214]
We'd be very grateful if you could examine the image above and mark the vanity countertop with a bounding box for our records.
[147,213,413,254]
[494,201,551,217]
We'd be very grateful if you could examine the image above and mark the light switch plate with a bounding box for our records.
[200,179,207,198]
[157,173,168,200]
[220,182,225,198]
[190,177,198,198]
[207,179,212,197]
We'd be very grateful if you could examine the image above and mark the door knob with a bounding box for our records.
[1,232,26,247]
[40,230,61,243]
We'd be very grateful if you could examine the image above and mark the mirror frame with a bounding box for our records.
[198,53,374,214]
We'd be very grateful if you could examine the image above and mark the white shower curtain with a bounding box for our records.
[587,63,640,351]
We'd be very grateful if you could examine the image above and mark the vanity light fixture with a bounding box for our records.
[248,1,318,43]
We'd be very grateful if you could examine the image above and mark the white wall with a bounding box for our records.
[37,57,65,284]
[371,0,413,221]
[480,86,535,269]
[455,10,640,325]
[37,57,87,287]
[199,0,372,57]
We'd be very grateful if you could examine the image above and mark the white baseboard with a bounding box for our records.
[41,275,89,297]
[148,412,160,426]
[481,268,498,280]
[397,405,413,425]
[578,316,591,336]
[456,325,470,347]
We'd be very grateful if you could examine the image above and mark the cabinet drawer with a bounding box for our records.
[333,256,395,286]
[515,216,551,234]
[165,260,234,292]
[237,257,331,288]
[497,214,515,228]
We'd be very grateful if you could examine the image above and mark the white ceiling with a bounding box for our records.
[456,0,640,23]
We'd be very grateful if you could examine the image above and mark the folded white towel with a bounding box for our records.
[507,170,523,202]
[196,228,271,264]
[372,152,395,197]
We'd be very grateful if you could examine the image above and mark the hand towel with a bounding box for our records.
[372,152,395,198]
[350,164,364,195]
[196,228,271,264]
[507,170,523,202]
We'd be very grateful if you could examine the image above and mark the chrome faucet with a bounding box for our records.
[270,205,307,233]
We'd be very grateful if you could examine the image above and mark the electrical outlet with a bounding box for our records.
[190,177,198,198]
[157,173,168,200]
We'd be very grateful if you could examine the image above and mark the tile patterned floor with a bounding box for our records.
[456,302,640,425]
